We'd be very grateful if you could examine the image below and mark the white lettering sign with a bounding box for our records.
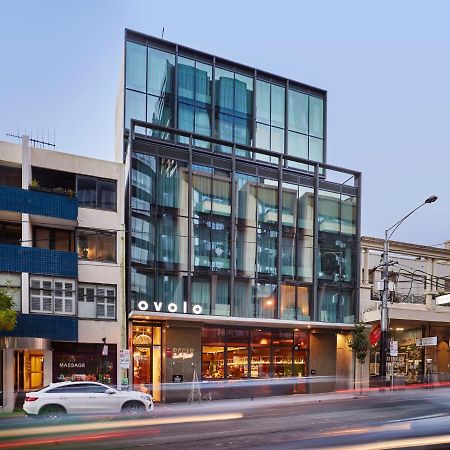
[172,347,194,359]
[59,362,86,368]
[416,336,437,347]
[119,349,130,369]
[390,340,398,357]
[137,300,203,315]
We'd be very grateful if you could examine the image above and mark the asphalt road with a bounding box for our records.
[4,388,450,449]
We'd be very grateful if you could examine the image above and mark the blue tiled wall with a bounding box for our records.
[0,314,77,341]
[0,244,78,277]
[0,185,78,221]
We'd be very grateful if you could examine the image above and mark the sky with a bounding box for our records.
[1,0,449,245]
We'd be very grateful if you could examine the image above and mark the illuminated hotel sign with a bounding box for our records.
[137,300,203,315]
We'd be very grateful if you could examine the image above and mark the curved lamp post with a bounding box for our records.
[379,195,438,383]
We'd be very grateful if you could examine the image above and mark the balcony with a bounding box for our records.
[0,185,77,221]
[0,244,77,277]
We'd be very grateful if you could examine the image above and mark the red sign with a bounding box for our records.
[370,323,381,346]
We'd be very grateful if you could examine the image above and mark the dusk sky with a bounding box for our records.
[1,1,449,245]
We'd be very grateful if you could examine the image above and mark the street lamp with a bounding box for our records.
[379,195,437,383]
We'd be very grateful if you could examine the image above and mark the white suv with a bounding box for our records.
[23,381,153,422]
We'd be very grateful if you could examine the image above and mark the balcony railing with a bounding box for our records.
[0,185,77,221]
[370,289,426,304]
[0,244,77,277]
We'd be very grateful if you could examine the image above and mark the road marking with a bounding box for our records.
[387,413,447,423]
[0,413,243,439]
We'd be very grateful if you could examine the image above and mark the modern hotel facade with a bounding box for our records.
[0,138,125,412]
[118,29,361,400]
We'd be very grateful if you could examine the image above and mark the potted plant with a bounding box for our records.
[29,179,40,190]
[65,188,75,198]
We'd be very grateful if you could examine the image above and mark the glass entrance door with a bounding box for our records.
[131,323,162,401]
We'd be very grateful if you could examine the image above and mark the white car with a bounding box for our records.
[23,381,153,422]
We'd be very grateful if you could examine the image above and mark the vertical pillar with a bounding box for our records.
[362,248,369,285]
[22,135,32,315]
[43,350,52,386]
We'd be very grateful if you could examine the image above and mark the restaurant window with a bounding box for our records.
[30,277,75,315]
[251,329,271,378]
[202,328,225,379]
[33,227,75,252]
[78,284,116,320]
[77,229,116,262]
[226,329,249,379]
[77,175,117,211]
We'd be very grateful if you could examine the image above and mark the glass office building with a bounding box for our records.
[120,29,361,400]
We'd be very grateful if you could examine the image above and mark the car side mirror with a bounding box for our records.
[105,388,116,395]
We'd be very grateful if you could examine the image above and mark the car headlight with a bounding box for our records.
[140,395,152,402]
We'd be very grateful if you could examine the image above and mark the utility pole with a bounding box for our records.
[379,195,437,385]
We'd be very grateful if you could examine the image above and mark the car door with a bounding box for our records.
[84,383,119,414]
[48,384,88,414]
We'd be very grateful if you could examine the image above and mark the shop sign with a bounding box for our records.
[119,349,130,369]
[390,340,398,357]
[59,362,86,368]
[137,300,203,315]
[172,347,194,360]
[416,336,437,347]
[173,375,183,383]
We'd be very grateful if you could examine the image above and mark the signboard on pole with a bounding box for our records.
[119,349,130,369]
[390,340,398,357]
[416,337,437,347]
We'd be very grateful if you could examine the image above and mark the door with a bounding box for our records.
[84,383,119,414]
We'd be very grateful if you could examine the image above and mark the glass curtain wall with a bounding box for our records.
[130,153,189,310]
[129,151,358,324]
[125,39,324,168]
[317,190,357,323]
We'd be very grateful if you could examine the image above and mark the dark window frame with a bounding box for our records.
[76,228,117,263]
[76,175,117,211]
[33,226,75,252]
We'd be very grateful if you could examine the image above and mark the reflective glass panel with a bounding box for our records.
[147,47,175,96]
[234,280,254,317]
[288,131,308,171]
[271,84,285,128]
[215,68,234,112]
[125,89,146,130]
[156,274,184,311]
[192,278,211,315]
[255,282,276,319]
[195,62,212,106]
[126,41,147,92]
[235,73,253,117]
[256,80,270,124]
[309,137,323,162]
[288,89,308,134]
[309,96,324,138]
[177,56,195,101]
[271,126,285,153]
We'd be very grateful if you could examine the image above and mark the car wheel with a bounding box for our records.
[121,401,145,418]
[39,405,66,424]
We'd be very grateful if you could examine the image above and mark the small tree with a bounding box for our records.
[0,285,17,332]
[347,322,369,394]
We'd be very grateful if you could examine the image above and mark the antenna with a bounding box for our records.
[161,27,165,39]
[6,129,56,150]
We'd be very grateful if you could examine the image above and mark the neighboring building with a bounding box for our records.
[0,137,125,412]
[361,236,450,385]
[117,29,361,401]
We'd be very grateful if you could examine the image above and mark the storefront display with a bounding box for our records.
[201,327,309,380]
[53,343,117,385]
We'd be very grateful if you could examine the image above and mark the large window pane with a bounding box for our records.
[288,89,308,134]
[255,282,276,319]
[157,159,189,215]
[131,270,153,310]
[77,229,97,260]
[270,126,284,153]
[214,279,230,316]
[131,153,156,211]
[126,41,147,92]
[178,102,194,133]
[147,48,175,97]
[192,278,211,315]
[96,232,116,262]
[77,176,97,208]
[177,56,195,101]
[288,131,308,171]
[256,80,270,124]
[235,74,253,117]
[234,280,254,317]
[215,68,234,112]
[97,179,116,211]
[309,137,323,162]
[147,94,173,131]
[271,84,285,128]
[156,274,184,311]
[131,214,155,265]
[125,89,146,130]
[256,122,270,150]
[309,96,324,138]
[195,62,212,106]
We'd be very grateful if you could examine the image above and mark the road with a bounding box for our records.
[3,388,450,449]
